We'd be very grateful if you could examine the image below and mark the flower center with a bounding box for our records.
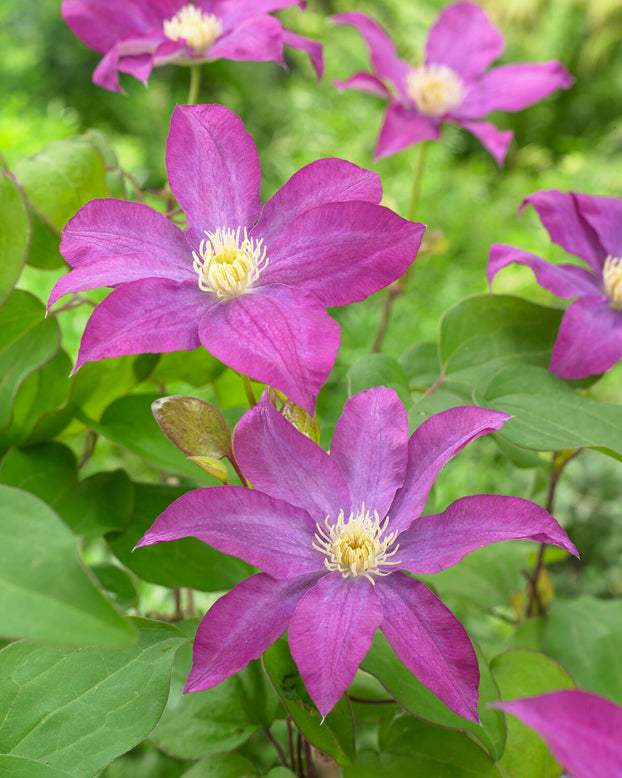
[192,227,269,299]
[603,255,622,309]
[313,505,400,584]
[405,64,465,117]
[163,5,223,54]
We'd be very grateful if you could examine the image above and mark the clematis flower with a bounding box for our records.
[62,0,323,92]
[492,690,622,778]
[48,104,424,414]
[332,1,572,162]
[488,190,622,379]
[136,386,577,718]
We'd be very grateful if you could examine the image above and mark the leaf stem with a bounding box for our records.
[240,373,257,408]
[263,725,288,767]
[187,64,202,106]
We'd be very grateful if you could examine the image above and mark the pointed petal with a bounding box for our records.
[453,119,512,165]
[281,28,324,79]
[74,278,206,370]
[332,12,409,94]
[186,572,320,692]
[458,62,573,118]
[390,407,510,534]
[487,244,601,299]
[377,573,479,722]
[549,296,622,379]
[261,201,425,306]
[522,190,605,272]
[199,285,340,415]
[234,395,351,521]
[398,494,578,574]
[492,690,622,778]
[375,103,440,159]
[255,158,383,246]
[208,15,283,64]
[330,387,408,521]
[136,485,323,577]
[334,71,392,98]
[208,0,303,25]
[166,105,262,241]
[425,1,504,81]
[573,192,622,262]
[289,573,383,717]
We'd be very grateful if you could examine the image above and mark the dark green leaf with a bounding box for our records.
[147,347,226,387]
[90,563,139,611]
[0,171,31,306]
[347,354,411,406]
[399,341,441,392]
[179,753,257,777]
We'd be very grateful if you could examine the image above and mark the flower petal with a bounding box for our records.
[389,407,510,534]
[549,296,622,379]
[261,201,425,306]
[522,190,604,272]
[377,573,479,722]
[452,118,512,165]
[234,394,351,521]
[208,0,303,24]
[573,192,622,262]
[185,572,320,692]
[198,285,340,414]
[334,71,392,99]
[281,28,324,79]
[255,158,382,247]
[397,494,578,574]
[375,103,440,159]
[208,14,283,65]
[330,387,408,521]
[136,485,323,578]
[166,104,262,241]
[458,62,572,118]
[487,244,601,299]
[492,690,622,778]
[332,12,409,95]
[73,278,206,370]
[425,1,504,81]
[289,572,383,718]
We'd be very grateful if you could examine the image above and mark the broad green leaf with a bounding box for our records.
[151,634,274,759]
[360,633,505,760]
[264,769,297,778]
[0,485,136,646]
[84,128,127,199]
[490,650,574,778]
[107,482,254,591]
[180,753,257,777]
[0,756,78,778]
[262,639,356,766]
[544,596,622,705]
[90,563,138,611]
[347,354,411,406]
[0,171,31,306]
[147,346,226,387]
[0,619,184,778]
[0,443,134,538]
[152,395,234,460]
[13,135,109,232]
[26,210,64,269]
[0,290,60,432]
[399,341,441,392]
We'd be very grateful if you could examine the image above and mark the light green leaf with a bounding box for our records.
[0,756,78,778]
[399,341,440,392]
[0,171,31,306]
[180,753,257,778]
[347,353,411,406]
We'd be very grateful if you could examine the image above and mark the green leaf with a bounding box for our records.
[179,753,257,778]
[544,596,622,705]
[13,135,109,232]
[152,395,234,460]
[262,639,356,766]
[0,290,60,432]
[360,633,505,760]
[151,635,274,759]
[90,563,138,611]
[0,619,184,778]
[147,347,226,387]
[0,171,31,306]
[490,649,574,778]
[0,485,137,645]
[0,756,78,778]
[399,341,441,392]
[347,354,411,406]
[107,482,254,591]
[26,210,64,269]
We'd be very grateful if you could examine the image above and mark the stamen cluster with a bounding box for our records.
[313,506,400,584]
[603,255,622,309]
[193,227,269,300]
[405,64,465,117]
[163,5,223,54]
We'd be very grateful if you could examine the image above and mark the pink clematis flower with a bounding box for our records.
[48,104,424,414]
[332,1,572,162]
[488,190,622,379]
[493,690,622,778]
[137,386,577,719]
[62,0,323,92]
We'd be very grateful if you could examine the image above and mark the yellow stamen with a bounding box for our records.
[312,505,401,584]
[163,5,223,54]
[193,227,268,299]
[603,255,622,310]
[405,64,465,117]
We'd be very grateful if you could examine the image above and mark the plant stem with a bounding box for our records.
[371,142,428,353]
[263,726,288,767]
[286,715,295,771]
[187,64,202,105]
[240,374,257,408]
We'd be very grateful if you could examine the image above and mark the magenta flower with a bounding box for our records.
[333,2,572,162]
[48,104,424,414]
[493,690,622,778]
[62,0,323,92]
[137,387,577,719]
[488,190,622,379]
